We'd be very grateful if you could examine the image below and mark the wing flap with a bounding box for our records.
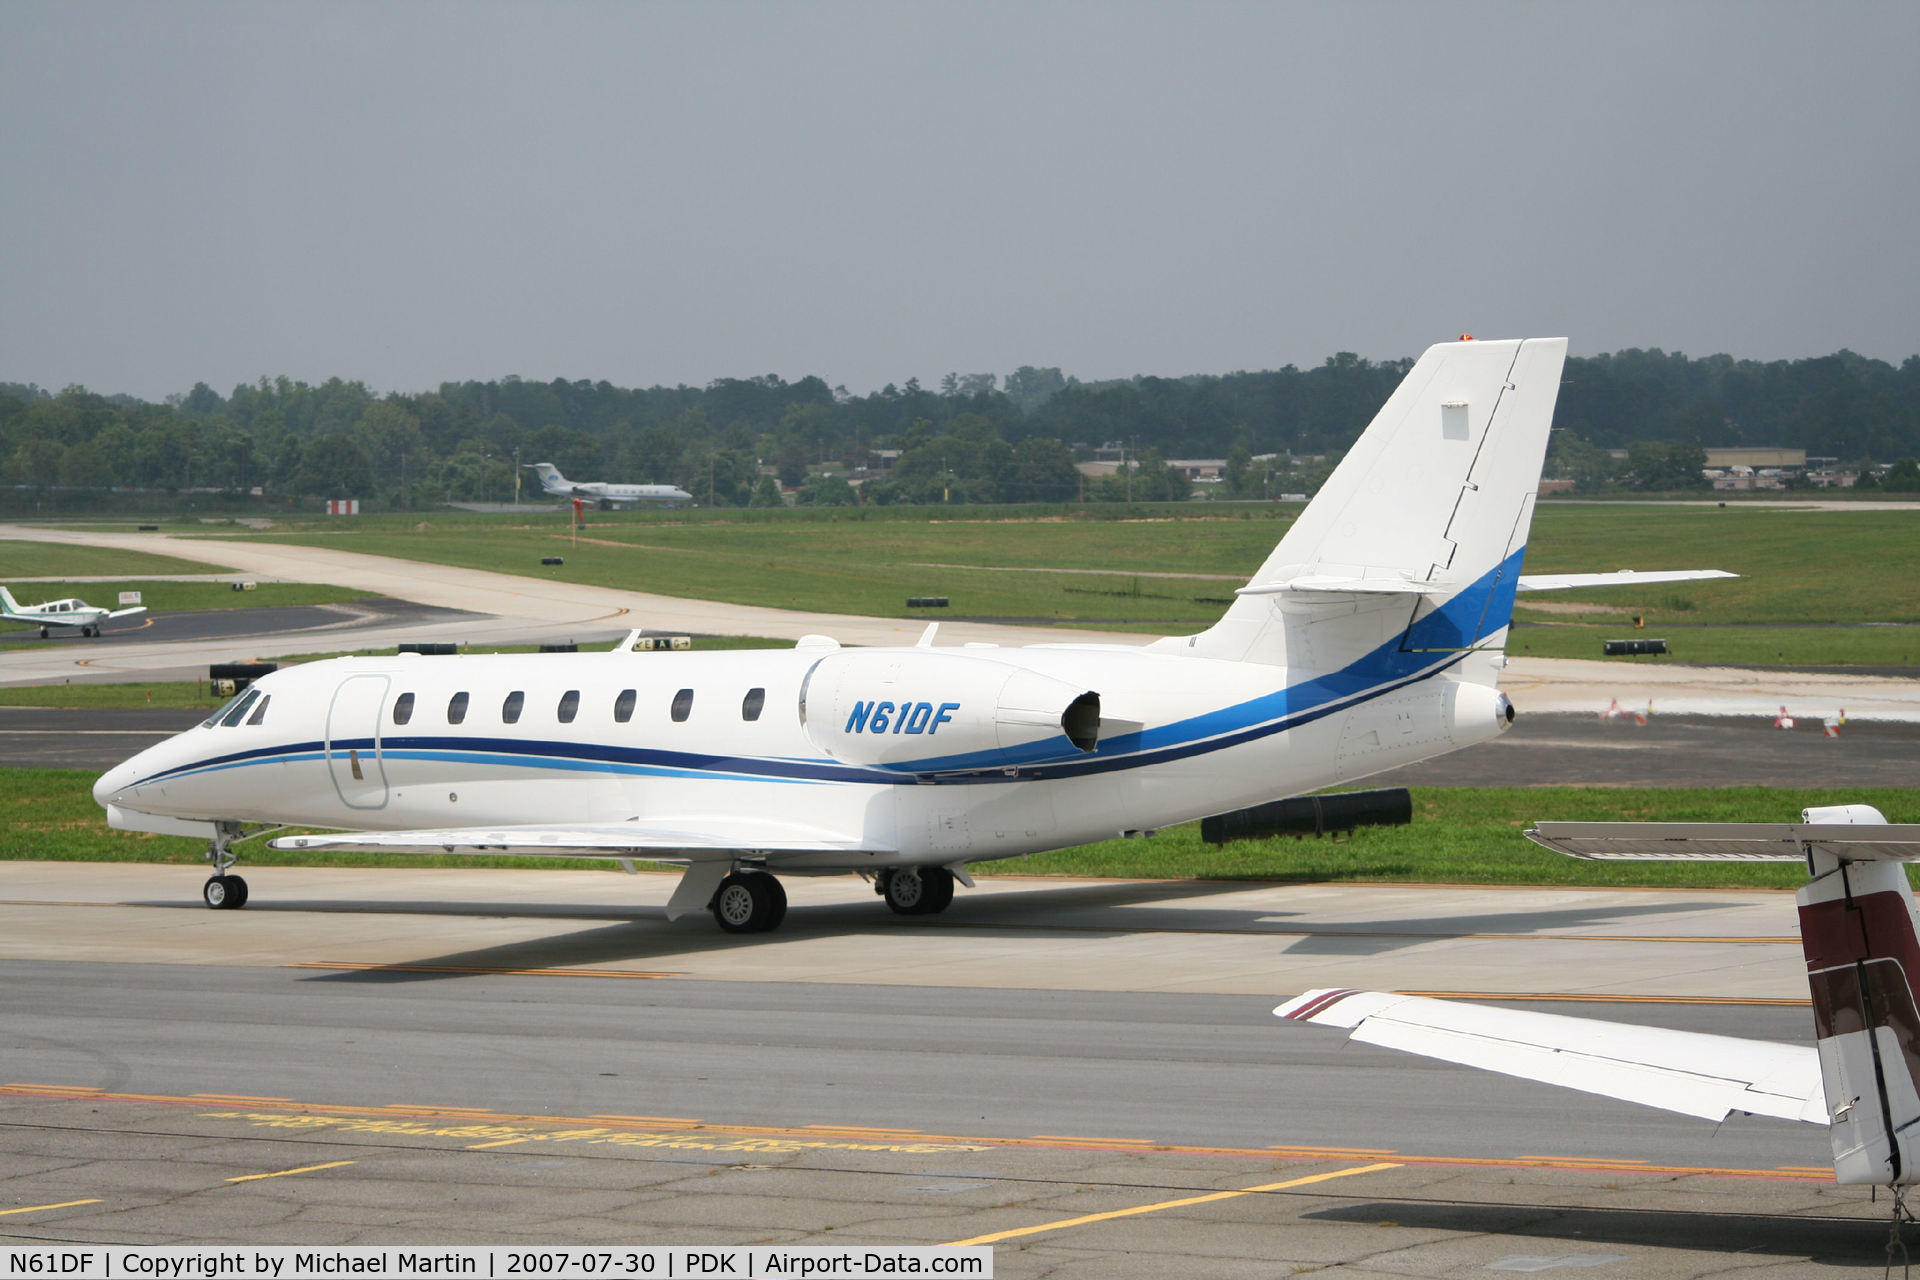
[1515,569,1737,591]
[271,819,890,858]
[1277,989,1824,1124]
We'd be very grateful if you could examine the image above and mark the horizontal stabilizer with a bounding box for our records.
[271,820,890,858]
[1276,988,1824,1124]
[1235,574,1452,598]
[1527,821,1920,863]
[1515,569,1737,592]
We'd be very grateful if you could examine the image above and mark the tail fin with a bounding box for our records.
[1162,337,1566,672]
[1531,804,1920,1186]
[528,462,565,493]
[0,586,19,613]
[1796,805,1920,1185]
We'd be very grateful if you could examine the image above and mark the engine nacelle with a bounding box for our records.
[800,650,1100,773]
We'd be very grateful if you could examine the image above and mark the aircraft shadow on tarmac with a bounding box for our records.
[1308,1200,1893,1267]
[210,880,1757,982]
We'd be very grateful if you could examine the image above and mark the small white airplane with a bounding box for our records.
[1279,804,1920,1190]
[526,462,693,508]
[93,337,1730,929]
[1,585,147,638]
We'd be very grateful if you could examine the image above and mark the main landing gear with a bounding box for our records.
[202,820,249,910]
[710,870,787,934]
[878,866,955,916]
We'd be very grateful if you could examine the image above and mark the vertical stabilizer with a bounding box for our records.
[0,586,19,614]
[1161,337,1566,671]
[1797,804,1920,1185]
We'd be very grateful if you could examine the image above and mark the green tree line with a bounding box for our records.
[2,345,1916,508]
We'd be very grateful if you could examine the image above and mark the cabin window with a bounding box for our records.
[614,688,636,723]
[741,687,765,721]
[503,690,525,724]
[557,689,580,723]
[218,688,260,727]
[447,691,469,725]
[670,688,694,722]
[392,692,415,725]
[246,694,270,726]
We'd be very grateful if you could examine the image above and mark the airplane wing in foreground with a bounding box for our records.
[1276,988,1824,1124]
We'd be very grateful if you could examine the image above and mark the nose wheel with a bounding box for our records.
[201,820,250,909]
[203,874,249,909]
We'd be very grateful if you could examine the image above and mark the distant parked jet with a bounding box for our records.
[526,462,692,509]
[0,586,147,638]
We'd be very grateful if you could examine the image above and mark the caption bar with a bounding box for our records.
[1,1250,991,1280]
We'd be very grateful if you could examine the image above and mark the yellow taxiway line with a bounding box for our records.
[944,1163,1402,1246]
[226,1160,357,1183]
[0,1199,102,1217]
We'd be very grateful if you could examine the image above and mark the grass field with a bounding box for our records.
[0,539,235,578]
[118,501,1917,663]
[7,769,1905,891]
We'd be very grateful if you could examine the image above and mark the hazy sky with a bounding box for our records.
[3,1,1915,401]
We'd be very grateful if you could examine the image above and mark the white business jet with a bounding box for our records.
[1279,804,1920,1191]
[93,337,1729,930]
[1,585,147,638]
[526,462,693,508]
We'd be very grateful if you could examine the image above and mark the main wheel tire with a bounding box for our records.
[759,874,787,931]
[918,867,955,915]
[882,866,929,915]
[712,872,775,934]
[203,874,246,910]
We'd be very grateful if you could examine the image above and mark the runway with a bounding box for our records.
[0,597,477,650]
[0,863,1878,1273]
[2,523,1913,1271]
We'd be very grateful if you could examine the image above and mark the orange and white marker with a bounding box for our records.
[1774,705,1796,730]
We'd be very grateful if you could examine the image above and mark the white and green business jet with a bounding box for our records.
[93,338,1731,931]
[1,585,147,638]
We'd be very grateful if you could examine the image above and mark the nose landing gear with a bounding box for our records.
[202,820,249,910]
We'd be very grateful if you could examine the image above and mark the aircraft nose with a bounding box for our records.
[93,756,141,808]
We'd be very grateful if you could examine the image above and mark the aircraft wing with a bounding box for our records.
[1515,569,1737,591]
[1528,821,1920,862]
[270,820,890,858]
[106,606,147,620]
[1276,988,1825,1124]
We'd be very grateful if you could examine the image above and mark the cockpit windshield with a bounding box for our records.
[202,687,262,728]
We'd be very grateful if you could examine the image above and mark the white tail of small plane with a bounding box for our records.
[0,586,20,614]
[1281,803,1920,1189]
[1164,337,1566,677]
